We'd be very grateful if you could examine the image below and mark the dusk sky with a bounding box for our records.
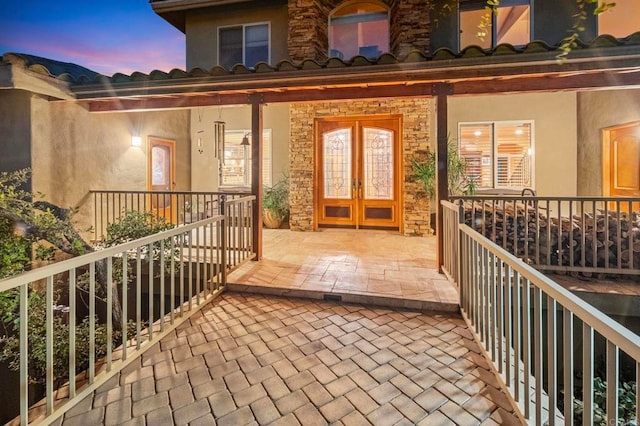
[0,0,186,76]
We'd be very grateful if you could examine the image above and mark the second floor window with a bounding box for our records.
[459,121,534,190]
[329,1,389,60]
[219,23,269,68]
[598,0,639,38]
[459,0,530,50]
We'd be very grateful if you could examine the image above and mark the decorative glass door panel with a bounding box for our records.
[147,137,176,223]
[323,128,352,199]
[316,117,400,229]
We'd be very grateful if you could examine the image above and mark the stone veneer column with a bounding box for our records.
[289,98,433,236]
[287,0,431,62]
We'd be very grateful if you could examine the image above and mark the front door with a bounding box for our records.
[147,137,177,223]
[603,122,640,211]
[316,116,401,229]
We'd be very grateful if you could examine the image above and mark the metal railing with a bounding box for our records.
[90,190,248,241]
[455,196,640,275]
[220,194,256,271]
[441,200,461,285]
[0,214,229,425]
[443,200,640,425]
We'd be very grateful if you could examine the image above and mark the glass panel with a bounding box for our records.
[460,124,494,189]
[495,122,532,188]
[329,2,389,59]
[363,127,393,200]
[323,128,352,199]
[496,5,530,46]
[460,9,491,50]
[219,27,243,68]
[221,129,272,187]
[151,146,169,186]
[245,24,269,66]
[598,0,640,37]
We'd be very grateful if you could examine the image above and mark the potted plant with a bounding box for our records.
[263,173,289,229]
[412,140,477,232]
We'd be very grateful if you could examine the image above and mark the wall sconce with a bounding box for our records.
[131,136,142,147]
[197,130,204,154]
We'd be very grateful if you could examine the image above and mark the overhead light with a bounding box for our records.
[474,130,482,137]
[131,136,142,147]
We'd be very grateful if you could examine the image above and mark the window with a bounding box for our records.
[459,0,530,50]
[329,1,389,60]
[459,121,533,190]
[220,130,272,187]
[598,0,639,38]
[219,23,269,68]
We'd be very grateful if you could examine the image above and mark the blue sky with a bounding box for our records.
[0,0,185,76]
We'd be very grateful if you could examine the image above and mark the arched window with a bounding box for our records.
[329,1,389,60]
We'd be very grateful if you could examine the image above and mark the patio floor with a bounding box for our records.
[228,229,459,312]
[57,293,522,425]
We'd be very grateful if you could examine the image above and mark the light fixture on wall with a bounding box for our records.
[131,135,142,147]
[197,130,204,154]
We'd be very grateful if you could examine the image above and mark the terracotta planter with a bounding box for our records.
[263,209,283,229]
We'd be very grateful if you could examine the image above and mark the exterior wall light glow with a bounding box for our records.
[131,136,142,147]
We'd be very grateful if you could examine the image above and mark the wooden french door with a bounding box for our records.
[603,122,640,211]
[147,137,177,222]
[315,116,401,229]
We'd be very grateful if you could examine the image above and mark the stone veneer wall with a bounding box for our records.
[289,98,432,236]
[287,0,431,62]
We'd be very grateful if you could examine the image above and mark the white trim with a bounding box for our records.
[217,21,271,67]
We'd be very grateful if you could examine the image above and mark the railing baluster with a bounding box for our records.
[522,276,531,420]
[136,247,142,349]
[171,237,176,324]
[583,324,594,426]
[547,296,557,425]
[616,201,622,270]
[505,263,512,389]
[122,252,128,361]
[569,201,574,269]
[606,341,619,426]
[563,307,574,425]
[497,258,504,374]
[604,202,609,270]
[160,239,165,330]
[46,275,53,415]
[533,286,542,425]
[20,283,28,425]
[581,200,586,269]
[148,243,154,341]
[89,262,96,384]
[69,268,76,398]
[513,270,521,403]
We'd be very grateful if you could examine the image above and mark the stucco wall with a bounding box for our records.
[447,92,578,196]
[190,104,290,191]
[0,90,32,180]
[185,0,289,70]
[31,102,190,232]
[577,88,640,196]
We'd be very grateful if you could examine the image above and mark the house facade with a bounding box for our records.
[1,0,639,241]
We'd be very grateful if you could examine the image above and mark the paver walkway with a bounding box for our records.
[58,293,522,425]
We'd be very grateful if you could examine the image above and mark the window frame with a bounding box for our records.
[458,0,532,50]
[328,1,390,59]
[457,120,535,191]
[219,129,273,188]
[217,21,271,68]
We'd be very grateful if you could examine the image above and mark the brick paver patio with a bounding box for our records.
[57,293,522,425]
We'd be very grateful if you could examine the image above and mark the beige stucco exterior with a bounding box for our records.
[189,104,290,191]
[185,3,289,70]
[448,92,578,196]
[577,88,640,196]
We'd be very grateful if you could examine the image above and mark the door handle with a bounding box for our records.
[358,181,363,199]
[352,179,357,199]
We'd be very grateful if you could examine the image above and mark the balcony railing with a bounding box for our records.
[454,196,640,275]
[443,199,640,424]
[90,190,249,242]
[0,194,256,424]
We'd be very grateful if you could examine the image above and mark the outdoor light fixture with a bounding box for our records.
[131,136,142,147]
[241,132,251,146]
[197,130,204,154]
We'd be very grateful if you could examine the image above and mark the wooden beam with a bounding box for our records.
[250,98,263,260]
[434,83,452,274]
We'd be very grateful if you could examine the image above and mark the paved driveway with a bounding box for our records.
[59,293,522,425]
